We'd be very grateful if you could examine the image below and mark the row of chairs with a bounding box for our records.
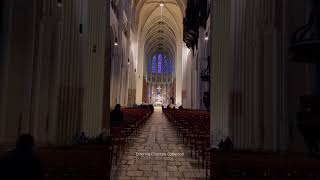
[110,108,153,164]
[210,148,320,180]
[0,143,112,180]
[163,109,210,170]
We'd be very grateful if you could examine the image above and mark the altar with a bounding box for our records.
[153,95,163,106]
[151,86,164,106]
[147,85,171,106]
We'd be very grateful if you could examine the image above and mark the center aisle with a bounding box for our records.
[111,107,206,180]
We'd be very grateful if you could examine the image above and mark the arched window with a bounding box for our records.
[147,52,173,74]
[147,57,151,72]
[158,53,162,73]
[163,55,167,73]
[168,57,172,73]
[152,55,157,73]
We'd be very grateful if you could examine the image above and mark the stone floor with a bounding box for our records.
[111,107,207,180]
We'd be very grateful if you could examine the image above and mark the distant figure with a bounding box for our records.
[111,104,124,127]
[0,134,43,180]
[170,97,174,104]
[218,139,225,150]
[78,132,88,144]
[99,128,109,142]
[218,137,233,151]
[71,132,80,144]
[224,137,234,151]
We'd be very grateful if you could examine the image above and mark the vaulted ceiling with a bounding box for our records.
[133,0,185,65]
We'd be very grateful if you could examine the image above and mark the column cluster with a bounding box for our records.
[210,0,289,151]
[0,0,111,145]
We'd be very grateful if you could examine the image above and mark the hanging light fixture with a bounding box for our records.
[159,0,164,7]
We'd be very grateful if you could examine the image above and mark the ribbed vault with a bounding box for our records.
[133,0,185,70]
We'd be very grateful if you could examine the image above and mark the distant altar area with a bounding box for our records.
[153,95,163,106]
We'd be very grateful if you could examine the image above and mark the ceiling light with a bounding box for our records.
[160,3,164,7]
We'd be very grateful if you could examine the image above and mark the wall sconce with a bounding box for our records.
[205,32,209,41]
[114,37,118,46]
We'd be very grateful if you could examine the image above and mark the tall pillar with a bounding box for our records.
[115,0,123,105]
[210,0,233,146]
[199,27,207,109]
[0,0,13,142]
[0,0,41,143]
[120,65,129,106]
[81,0,108,136]
[175,42,183,106]
[30,0,64,144]
[210,0,289,151]
[136,43,144,104]
[55,0,84,144]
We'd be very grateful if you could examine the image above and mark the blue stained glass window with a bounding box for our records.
[163,55,167,73]
[147,58,151,72]
[158,53,162,73]
[168,58,171,73]
[152,55,157,73]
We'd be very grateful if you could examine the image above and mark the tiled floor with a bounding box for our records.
[111,107,207,180]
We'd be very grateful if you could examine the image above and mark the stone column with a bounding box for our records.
[175,42,183,106]
[136,46,144,104]
[1,0,40,143]
[55,0,83,144]
[81,0,108,136]
[102,0,111,131]
[210,0,233,146]
[31,0,63,144]
[115,0,123,104]
[0,0,13,142]
[198,27,207,109]
[210,0,289,151]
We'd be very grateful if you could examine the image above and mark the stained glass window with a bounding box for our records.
[147,58,151,72]
[168,58,171,73]
[152,55,157,73]
[163,55,167,73]
[158,53,162,73]
[148,53,173,75]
